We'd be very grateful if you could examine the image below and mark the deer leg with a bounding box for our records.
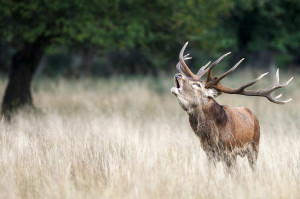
[224,154,236,172]
[206,153,217,167]
[247,143,259,171]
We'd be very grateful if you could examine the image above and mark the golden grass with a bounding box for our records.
[0,71,299,199]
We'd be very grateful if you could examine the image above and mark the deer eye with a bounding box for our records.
[193,83,201,88]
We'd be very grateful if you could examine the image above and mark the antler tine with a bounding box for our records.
[274,68,280,85]
[206,68,293,104]
[196,61,211,79]
[206,52,231,82]
[264,69,293,104]
[176,54,192,75]
[176,62,185,74]
[179,42,198,79]
[213,58,245,84]
[237,72,269,90]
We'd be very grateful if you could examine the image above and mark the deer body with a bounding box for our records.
[171,42,292,169]
[188,97,260,167]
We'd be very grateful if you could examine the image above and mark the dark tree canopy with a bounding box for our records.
[0,0,232,116]
[0,0,233,52]
[228,0,300,52]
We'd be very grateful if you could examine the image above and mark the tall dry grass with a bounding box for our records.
[0,71,299,199]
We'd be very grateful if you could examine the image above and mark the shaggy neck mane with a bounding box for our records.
[188,97,228,139]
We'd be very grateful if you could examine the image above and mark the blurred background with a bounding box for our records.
[0,1,299,197]
[0,0,299,115]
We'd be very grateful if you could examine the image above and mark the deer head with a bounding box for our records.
[171,73,220,112]
[171,42,293,112]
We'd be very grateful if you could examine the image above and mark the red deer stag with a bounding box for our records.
[171,42,293,170]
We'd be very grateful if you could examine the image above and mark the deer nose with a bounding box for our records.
[175,74,182,79]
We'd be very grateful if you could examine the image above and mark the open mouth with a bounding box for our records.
[174,78,180,88]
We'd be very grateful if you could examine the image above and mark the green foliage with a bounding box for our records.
[227,0,300,52]
[0,0,232,52]
[0,0,109,48]
[0,0,299,76]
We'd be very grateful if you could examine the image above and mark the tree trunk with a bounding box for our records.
[1,36,51,116]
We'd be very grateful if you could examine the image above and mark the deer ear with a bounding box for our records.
[203,88,220,98]
[214,90,223,98]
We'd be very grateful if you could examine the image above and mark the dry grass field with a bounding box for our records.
[0,70,299,199]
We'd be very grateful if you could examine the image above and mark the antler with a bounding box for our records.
[178,42,198,79]
[176,54,192,75]
[177,42,211,80]
[196,61,211,79]
[175,42,293,104]
[206,52,232,82]
[206,64,293,104]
